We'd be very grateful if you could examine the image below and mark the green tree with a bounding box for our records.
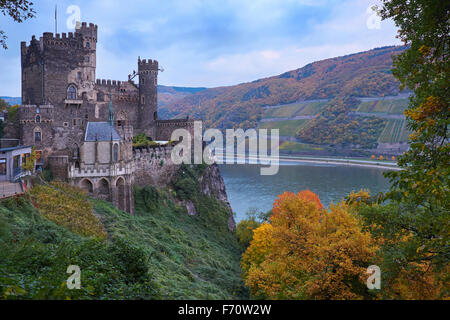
[0,98,9,109]
[364,0,449,292]
[1,0,35,49]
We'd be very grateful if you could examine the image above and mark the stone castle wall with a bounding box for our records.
[133,145,178,187]
[156,119,196,141]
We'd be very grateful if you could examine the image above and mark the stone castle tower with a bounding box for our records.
[14,21,198,214]
[21,22,98,106]
[137,58,159,139]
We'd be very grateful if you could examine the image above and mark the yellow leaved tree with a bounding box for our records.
[241,190,376,300]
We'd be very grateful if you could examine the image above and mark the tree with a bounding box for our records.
[241,191,376,300]
[0,0,35,49]
[236,207,273,248]
[373,0,449,280]
[21,146,37,173]
[236,219,260,248]
[359,201,449,299]
[0,97,9,109]
[381,0,449,207]
[346,189,448,299]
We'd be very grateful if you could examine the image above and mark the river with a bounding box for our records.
[219,162,391,222]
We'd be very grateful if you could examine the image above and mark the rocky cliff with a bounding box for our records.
[200,163,236,231]
[133,148,236,231]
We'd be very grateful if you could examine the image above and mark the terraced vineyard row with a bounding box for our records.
[356,98,409,114]
[378,119,410,143]
[259,119,309,136]
[388,99,409,114]
[263,101,328,119]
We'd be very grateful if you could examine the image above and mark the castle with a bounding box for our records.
[14,22,198,214]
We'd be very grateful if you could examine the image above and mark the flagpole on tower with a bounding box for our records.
[55,4,57,34]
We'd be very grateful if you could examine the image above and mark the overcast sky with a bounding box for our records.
[0,0,401,96]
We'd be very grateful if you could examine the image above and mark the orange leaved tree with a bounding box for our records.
[241,190,376,299]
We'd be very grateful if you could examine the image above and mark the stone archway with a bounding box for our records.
[115,177,126,211]
[97,178,110,201]
[79,178,93,195]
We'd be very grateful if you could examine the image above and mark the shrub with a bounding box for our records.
[30,182,106,238]
[236,219,260,248]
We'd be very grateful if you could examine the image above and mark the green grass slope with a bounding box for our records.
[0,168,246,300]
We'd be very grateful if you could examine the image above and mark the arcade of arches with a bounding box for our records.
[78,175,134,213]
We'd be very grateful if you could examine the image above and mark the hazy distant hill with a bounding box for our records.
[0,96,21,105]
[157,85,207,117]
[0,87,202,110]
[159,46,407,130]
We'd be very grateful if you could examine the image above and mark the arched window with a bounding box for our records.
[67,85,77,100]
[72,144,80,159]
[113,144,119,162]
[36,107,40,114]
[95,105,100,118]
[153,111,157,120]
[35,115,40,123]
[116,111,127,127]
[34,127,42,142]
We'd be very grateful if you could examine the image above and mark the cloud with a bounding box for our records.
[0,0,401,95]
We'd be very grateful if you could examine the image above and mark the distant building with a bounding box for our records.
[0,140,32,182]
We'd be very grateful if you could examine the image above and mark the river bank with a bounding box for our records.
[221,153,401,171]
[277,154,401,171]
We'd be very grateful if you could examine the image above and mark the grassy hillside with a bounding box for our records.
[0,166,246,300]
[160,46,406,129]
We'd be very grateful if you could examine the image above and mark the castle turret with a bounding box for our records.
[21,22,98,106]
[137,57,158,139]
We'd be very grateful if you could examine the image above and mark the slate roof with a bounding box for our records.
[0,145,32,153]
[84,122,121,142]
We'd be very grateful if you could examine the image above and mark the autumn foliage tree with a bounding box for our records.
[352,190,449,299]
[241,191,376,300]
[366,0,450,297]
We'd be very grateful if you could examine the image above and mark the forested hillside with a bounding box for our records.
[159,46,406,130]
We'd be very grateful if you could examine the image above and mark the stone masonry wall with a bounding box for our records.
[133,145,178,187]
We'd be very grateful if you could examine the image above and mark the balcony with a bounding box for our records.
[64,99,83,105]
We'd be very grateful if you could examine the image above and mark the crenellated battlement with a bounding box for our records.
[42,31,80,39]
[68,161,134,179]
[133,145,173,158]
[76,22,98,39]
[19,104,54,109]
[138,57,159,70]
[79,22,98,30]
[96,79,123,87]
[22,22,97,50]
